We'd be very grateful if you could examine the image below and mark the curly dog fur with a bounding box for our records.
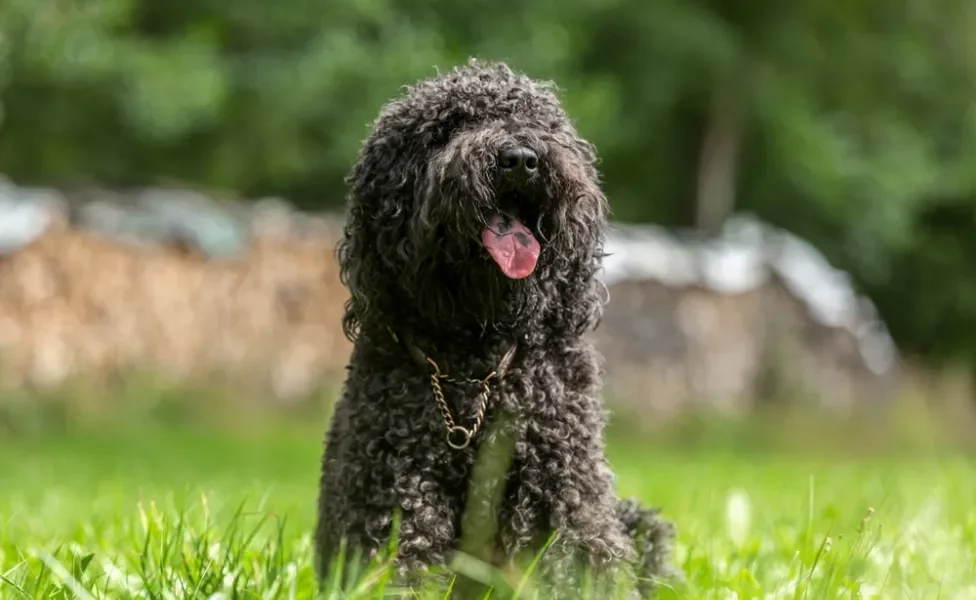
[315,59,679,598]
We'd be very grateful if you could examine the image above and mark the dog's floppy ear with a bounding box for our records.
[338,130,423,340]
[538,132,610,337]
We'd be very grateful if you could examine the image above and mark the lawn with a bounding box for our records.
[1,398,975,599]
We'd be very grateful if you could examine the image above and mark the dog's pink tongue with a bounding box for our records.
[481,214,540,279]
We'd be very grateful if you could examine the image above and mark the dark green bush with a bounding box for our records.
[2,0,976,364]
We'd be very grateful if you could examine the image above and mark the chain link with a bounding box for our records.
[425,356,496,450]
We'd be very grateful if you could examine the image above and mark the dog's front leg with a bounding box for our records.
[386,468,459,574]
[316,404,462,591]
[319,460,461,591]
[504,400,640,597]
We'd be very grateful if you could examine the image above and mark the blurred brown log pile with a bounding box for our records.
[0,178,350,400]
[592,219,899,417]
[0,177,899,413]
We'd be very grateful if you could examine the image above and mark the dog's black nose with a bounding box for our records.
[499,147,538,179]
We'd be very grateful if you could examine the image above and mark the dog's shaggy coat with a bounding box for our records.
[316,60,678,598]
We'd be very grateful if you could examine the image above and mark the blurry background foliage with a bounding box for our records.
[2,0,976,368]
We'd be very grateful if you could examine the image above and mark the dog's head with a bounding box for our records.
[339,59,608,339]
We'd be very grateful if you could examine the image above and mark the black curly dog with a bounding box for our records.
[316,59,679,598]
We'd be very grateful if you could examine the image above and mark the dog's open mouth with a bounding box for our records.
[481,212,541,279]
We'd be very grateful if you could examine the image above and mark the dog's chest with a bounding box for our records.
[397,349,580,485]
[450,374,553,475]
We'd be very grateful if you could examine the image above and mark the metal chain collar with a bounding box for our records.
[424,355,496,450]
[388,326,516,451]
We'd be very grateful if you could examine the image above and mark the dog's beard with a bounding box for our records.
[395,130,598,335]
[399,189,551,335]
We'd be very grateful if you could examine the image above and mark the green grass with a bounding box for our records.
[1,391,976,599]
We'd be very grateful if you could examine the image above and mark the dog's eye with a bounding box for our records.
[434,129,453,145]
[425,124,458,147]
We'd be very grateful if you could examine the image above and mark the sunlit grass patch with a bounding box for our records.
[2,381,976,598]
[2,424,975,598]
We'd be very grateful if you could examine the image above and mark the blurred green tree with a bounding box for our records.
[0,0,974,365]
